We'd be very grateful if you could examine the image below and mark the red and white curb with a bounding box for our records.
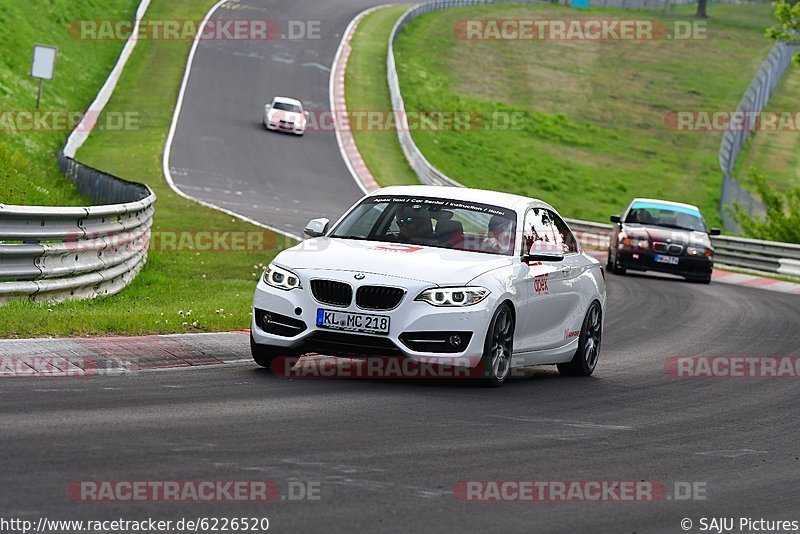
[330,6,393,194]
[0,331,252,376]
[711,269,800,295]
[588,250,800,295]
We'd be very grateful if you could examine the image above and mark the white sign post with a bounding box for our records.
[31,44,57,109]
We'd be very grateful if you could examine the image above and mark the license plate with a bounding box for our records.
[654,254,679,265]
[316,309,390,335]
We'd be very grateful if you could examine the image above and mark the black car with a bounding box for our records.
[607,198,721,284]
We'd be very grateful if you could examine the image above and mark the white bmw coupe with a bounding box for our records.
[251,186,607,386]
[263,96,308,136]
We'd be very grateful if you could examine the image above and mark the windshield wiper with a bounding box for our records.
[331,235,367,240]
[644,222,699,232]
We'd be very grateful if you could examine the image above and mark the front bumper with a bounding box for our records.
[251,273,494,368]
[614,249,713,278]
[265,120,304,135]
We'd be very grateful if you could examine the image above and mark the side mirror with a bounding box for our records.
[610,215,621,224]
[709,227,721,236]
[304,218,329,238]
[304,111,310,118]
[523,242,564,263]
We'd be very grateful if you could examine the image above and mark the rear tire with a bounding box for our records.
[558,302,602,377]
[478,304,515,387]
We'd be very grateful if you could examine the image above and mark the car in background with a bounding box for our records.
[263,96,308,136]
[251,185,607,387]
[607,198,721,284]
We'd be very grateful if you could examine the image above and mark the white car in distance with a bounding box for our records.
[251,185,607,386]
[263,96,308,136]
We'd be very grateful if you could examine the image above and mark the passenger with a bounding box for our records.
[482,215,514,253]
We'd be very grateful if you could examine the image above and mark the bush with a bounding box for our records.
[768,0,800,65]
[729,169,800,243]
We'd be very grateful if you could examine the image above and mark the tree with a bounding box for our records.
[729,170,800,244]
[767,0,800,66]
[696,0,708,18]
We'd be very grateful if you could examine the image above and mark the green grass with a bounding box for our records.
[346,5,419,186]
[0,0,141,206]
[735,65,800,193]
[0,0,291,337]
[391,3,779,227]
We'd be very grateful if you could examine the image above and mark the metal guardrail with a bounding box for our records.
[564,218,800,278]
[564,218,612,250]
[718,41,800,233]
[0,0,155,305]
[0,158,156,305]
[388,0,800,281]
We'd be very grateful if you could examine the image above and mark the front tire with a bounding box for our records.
[607,250,626,275]
[479,304,515,387]
[558,301,602,377]
[687,271,712,284]
[250,334,298,372]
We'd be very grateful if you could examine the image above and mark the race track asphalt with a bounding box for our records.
[2,273,799,533]
[168,0,381,237]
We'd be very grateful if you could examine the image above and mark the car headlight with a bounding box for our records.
[687,246,713,258]
[619,232,648,250]
[263,264,301,290]
[415,286,490,307]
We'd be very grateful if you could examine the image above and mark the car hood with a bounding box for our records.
[274,238,514,285]
[621,223,711,247]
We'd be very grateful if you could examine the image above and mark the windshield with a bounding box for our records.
[330,196,518,256]
[273,102,302,113]
[624,202,707,232]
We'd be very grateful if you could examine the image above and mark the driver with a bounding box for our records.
[631,209,653,224]
[395,204,435,243]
